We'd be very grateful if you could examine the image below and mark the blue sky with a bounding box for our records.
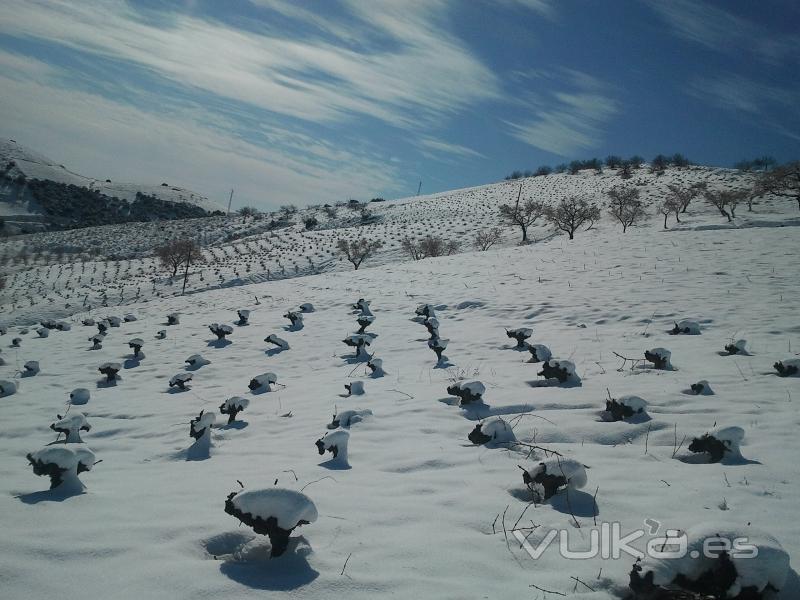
[0,0,798,210]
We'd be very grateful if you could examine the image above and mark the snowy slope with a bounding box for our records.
[0,207,797,598]
[3,162,794,328]
[0,138,223,216]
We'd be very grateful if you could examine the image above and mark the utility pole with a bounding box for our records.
[227,189,234,215]
[416,180,422,196]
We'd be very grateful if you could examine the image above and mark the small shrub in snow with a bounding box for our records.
[315,429,350,465]
[447,380,485,404]
[644,347,672,369]
[27,445,95,491]
[298,302,315,313]
[249,372,278,392]
[415,303,435,319]
[428,337,449,362]
[468,417,516,445]
[69,388,90,405]
[773,358,800,377]
[506,327,532,348]
[669,319,700,335]
[604,394,648,421]
[169,373,193,390]
[23,360,39,376]
[367,357,385,377]
[50,412,91,443]
[219,396,249,424]
[526,343,552,363]
[724,339,748,355]
[328,408,372,429]
[690,380,714,395]
[189,409,215,441]
[224,488,318,557]
[520,457,587,502]
[209,323,233,341]
[537,359,579,383]
[37,327,49,338]
[264,334,289,351]
[167,313,180,325]
[344,380,365,396]
[128,337,144,358]
[0,380,18,396]
[98,362,121,382]
[628,523,789,599]
[283,311,303,330]
[356,314,375,334]
[236,309,250,326]
[688,426,744,463]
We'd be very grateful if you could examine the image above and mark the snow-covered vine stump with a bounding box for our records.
[628,523,789,600]
[89,334,104,350]
[236,310,250,326]
[353,298,372,316]
[690,380,714,395]
[520,458,587,502]
[773,358,800,377]
[344,381,365,396]
[69,388,90,405]
[315,430,350,466]
[0,380,18,397]
[603,395,648,421]
[669,319,700,335]
[264,334,290,351]
[219,396,249,424]
[468,417,516,445]
[343,334,371,360]
[299,303,315,313]
[644,348,672,369]
[98,362,121,383]
[224,488,318,558]
[537,359,580,384]
[167,313,180,326]
[356,315,375,334]
[185,354,209,368]
[24,360,39,376]
[724,339,748,355]
[366,358,384,377]
[428,338,449,363]
[50,412,91,443]
[128,338,144,358]
[249,372,278,392]
[189,410,215,442]
[27,445,96,492]
[687,426,744,463]
[209,323,233,341]
[415,303,435,319]
[506,327,533,348]
[328,408,372,429]
[447,380,485,404]
[169,373,193,391]
[526,343,552,363]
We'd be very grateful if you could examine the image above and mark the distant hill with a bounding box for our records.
[0,138,224,233]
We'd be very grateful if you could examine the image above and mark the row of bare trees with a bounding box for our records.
[498,185,602,241]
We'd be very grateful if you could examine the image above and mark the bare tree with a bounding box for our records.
[655,196,682,229]
[473,227,502,251]
[401,236,459,260]
[704,189,746,222]
[666,182,705,214]
[237,206,260,218]
[156,240,187,277]
[336,238,383,270]
[498,184,545,243]
[758,161,800,210]
[545,196,601,240]
[606,186,646,232]
[177,239,203,294]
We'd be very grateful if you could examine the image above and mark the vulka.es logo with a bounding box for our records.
[512,521,758,561]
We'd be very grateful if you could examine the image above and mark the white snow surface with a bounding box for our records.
[0,172,798,599]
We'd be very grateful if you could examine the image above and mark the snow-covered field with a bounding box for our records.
[0,183,798,597]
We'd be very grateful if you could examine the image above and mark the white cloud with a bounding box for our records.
[417,138,486,160]
[505,70,619,156]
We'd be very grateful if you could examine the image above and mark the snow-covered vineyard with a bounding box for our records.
[0,164,779,327]
[0,172,798,598]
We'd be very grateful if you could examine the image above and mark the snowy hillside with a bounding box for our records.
[0,199,798,597]
[0,138,223,229]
